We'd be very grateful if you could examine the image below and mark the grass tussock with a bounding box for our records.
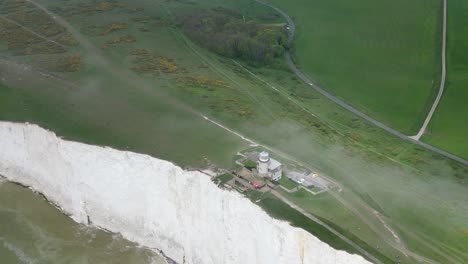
[100,22,128,35]
[58,54,82,72]
[55,33,79,46]
[53,2,123,17]
[129,49,178,74]
[177,76,229,89]
[103,36,136,48]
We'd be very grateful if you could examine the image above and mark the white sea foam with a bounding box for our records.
[0,122,371,264]
[0,237,37,264]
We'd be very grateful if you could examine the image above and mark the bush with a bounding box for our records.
[177,9,288,65]
[243,160,257,170]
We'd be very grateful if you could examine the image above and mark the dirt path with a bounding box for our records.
[328,191,439,264]
[410,0,447,141]
[254,0,467,166]
[201,115,258,147]
[270,189,384,264]
[0,15,68,49]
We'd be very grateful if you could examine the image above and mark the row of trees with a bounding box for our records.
[177,9,288,65]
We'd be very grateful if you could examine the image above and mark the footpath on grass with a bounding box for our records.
[270,190,384,264]
[254,0,467,166]
[410,0,447,141]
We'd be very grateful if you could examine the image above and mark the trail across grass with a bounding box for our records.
[410,0,447,141]
[422,0,468,159]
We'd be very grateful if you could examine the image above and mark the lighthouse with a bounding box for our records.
[257,151,270,177]
[256,151,282,181]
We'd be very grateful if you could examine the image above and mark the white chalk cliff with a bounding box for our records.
[0,122,371,264]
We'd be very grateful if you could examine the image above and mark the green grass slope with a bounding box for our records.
[269,0,442,134]
[422,0,468,159]
[0,0,466,263]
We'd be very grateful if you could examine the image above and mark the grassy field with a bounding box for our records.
[214,173,233,185]
[0,0,467,263]
[0,0,260,167]
[276,188,423,262]
[278,176,298,190]
[244,190,394,263]
[422,0,468,159]
[268,0,442,134]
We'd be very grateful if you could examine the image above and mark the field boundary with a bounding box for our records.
[255,0,468,166]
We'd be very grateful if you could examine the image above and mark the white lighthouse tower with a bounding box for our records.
[257,151,270,177]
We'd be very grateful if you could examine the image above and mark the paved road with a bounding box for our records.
[270,189,384,264]
[410,0,447,141]
[255,0,467,166]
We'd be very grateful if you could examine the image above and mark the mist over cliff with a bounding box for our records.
[0,122,370,264]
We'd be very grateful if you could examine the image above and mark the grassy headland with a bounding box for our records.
[0,0,466,263]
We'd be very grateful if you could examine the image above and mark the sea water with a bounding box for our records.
[0,181,166,264]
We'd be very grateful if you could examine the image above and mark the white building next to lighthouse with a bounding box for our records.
[257,151,282,181]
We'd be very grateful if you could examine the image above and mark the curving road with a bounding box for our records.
[255,0,468,166]
[410,0,447,141]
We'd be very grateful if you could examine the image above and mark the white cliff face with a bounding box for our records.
[0,122,371,264]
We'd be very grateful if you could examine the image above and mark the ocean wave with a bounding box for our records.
[0,237,37,264]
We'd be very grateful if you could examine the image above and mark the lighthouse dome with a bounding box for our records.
[259,151,270,162]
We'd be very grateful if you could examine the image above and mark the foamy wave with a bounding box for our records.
[0,237,37,264]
